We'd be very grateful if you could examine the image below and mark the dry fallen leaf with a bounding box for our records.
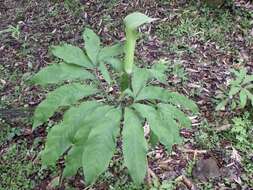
[231,147,242,164]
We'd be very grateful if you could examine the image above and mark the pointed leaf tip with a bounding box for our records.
[124,12,157,30]
[83,28,101,64]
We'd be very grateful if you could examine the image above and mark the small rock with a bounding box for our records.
[192,158,221,181]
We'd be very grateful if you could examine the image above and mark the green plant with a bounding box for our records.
[216,67,253,110]
[195,123,220,149]
[0,25,20,40]
[150,178,175,190]
[229,113,253,152]
[169,60,188,82]
[223,113,253,186]
[63,0,83,15]
[30,12,198,185]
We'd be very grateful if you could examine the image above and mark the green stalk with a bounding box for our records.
[124,29,137,75]
[120,12,156,92]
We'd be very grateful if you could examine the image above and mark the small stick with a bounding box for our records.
[179,148,207,155]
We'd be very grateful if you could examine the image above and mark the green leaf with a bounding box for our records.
[231,100,237,110]
[132,103,181,151]
[169,93,198,113]
[30,63,95,86]
[52,44,93,68]
[152,62,168,73]
[231,69,240,78]
[149,131,159,147]
[40,101,102,166]
[136,86,198,113]
[122,88,135,98]
[98,62,112,85]
[63,145,83,177]
[98,44,123,61]
[245,84,253,89]
[149,63,168,83]
[124,12,156,31]
[33,83,98,129]
[231,68,247,86]
[105,58,123,72]
[229,87,241,97]
[244,89,253,106]
[83,28,101,64]
[239,89,247,108]
[135,86,172,101]
[215,99,228,111]
[242,75,253,85]
[157,103,191,128]
[82,108,121,184]
[63,104,114,178]
[67,104,113,143]
[123,107,147,184]
[132,68,150,97]
[158,105,182,146]
[239,68,247,78]
[40,123,71,166]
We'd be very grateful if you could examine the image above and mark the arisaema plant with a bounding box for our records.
[30,12,198,185]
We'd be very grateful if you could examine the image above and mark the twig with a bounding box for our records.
[179,147,207,160]
[214,124,231,132]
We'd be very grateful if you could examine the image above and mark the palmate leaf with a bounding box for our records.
[30,63,95,86]
[123,108,148,184]
[132,103,181,151]
[52,44,93,68]
[43,102,119,183]
[83,28,101,64]
[33,83,98,129]
[40,101,102,166]
[82,108,121,184]
[42,103,117,177]
[135,86,198,113]
[62,105,120,181]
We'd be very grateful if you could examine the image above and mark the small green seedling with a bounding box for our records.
[0,25,20,40]
[216,67,253,111]
[30,12,198,185]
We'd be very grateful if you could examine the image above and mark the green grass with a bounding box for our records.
[0,140,43,190]
[156,2,252,51]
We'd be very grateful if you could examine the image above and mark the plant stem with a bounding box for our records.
[124,29,137,75]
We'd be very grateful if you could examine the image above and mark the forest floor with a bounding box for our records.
[0,0,253,189]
